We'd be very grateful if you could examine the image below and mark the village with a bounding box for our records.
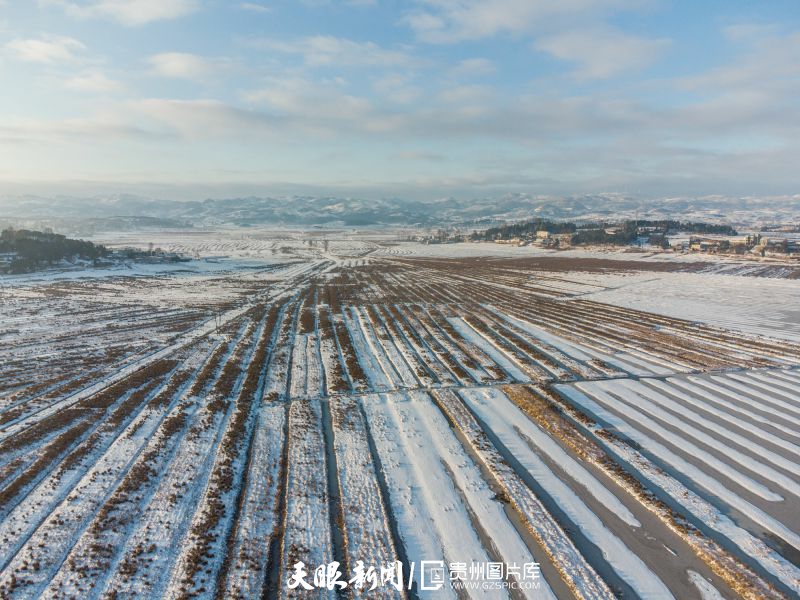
[409,220,800,258]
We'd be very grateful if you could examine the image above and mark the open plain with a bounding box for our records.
[0,230,798,600]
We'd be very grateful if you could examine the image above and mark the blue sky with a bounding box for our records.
[1,0,799,200]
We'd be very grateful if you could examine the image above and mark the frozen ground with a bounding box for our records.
[572,271,800,342]
[0,229,798,600]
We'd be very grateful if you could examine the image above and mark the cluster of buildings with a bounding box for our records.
[408,229,467,244]
[0,252,17,271]
[528,231,574,247]
[756,237,800,256]
[406,221,800,260]
[686,235,759,254]
[684,234,800,257]
[492,232,574,248]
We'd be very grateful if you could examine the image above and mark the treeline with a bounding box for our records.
[0,228,108,273]
[625,220,737,235]
[471,219,576,241]
[471,219,737,244]
[573,221,640,245]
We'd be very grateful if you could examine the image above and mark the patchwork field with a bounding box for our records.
[1,235,799,600]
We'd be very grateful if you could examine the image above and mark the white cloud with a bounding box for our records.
[669,28,800,138]
[129,98,281,139]
[0,98,279,144]
[147,52,218,80]
[372,73,421,104]
[250,35,416,68]
[4,70,800,196]
[0,113,158,144]
[245,77,374,126]
[680,28,800,92]
[238,74,647,141]
[535,26,669,79]
[405,0,645,43]
[42,0,199,26]
[64,71,125,93]
[448,57,495,78]
[5,35,85,64]
[3,17,799,197]
[722,23,782,43]
[436,84,492,105]
[239,2,270,13]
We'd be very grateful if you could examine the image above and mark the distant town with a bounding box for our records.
[411,218,800,257]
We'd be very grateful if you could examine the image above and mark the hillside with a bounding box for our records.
[1,193,798,231]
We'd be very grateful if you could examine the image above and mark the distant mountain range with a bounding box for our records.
[0,193,798,232]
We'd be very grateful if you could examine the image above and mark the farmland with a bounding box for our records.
[0,232,799,599]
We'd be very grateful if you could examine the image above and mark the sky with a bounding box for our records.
[0,0,799,200]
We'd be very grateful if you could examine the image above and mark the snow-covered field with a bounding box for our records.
[1,230,798,600]
[573,270,800,342]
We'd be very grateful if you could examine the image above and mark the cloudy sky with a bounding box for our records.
[1,0,799,200]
